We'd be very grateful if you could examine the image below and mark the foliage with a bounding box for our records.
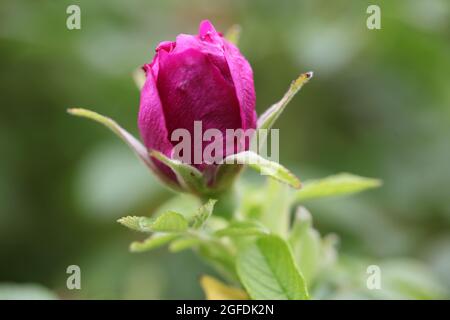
[118,173,384,299]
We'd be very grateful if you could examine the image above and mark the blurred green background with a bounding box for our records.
[1,0,449,299]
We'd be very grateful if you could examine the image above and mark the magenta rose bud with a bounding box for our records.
[138,20,256,187]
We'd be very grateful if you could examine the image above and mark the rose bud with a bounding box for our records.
[138,20,257,190]
[70,20,307,197]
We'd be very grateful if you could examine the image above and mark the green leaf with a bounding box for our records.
[206,216,229,232]
[289,207,322,284]
[258,179,292,235]
[222,151,301,188]
[236,235,309,300]
[190,199,217,229]
[289,206,312,236]
[130,233,179,252]
[117,216,151,232]
[198,242,238,282]
[149,211,188,232]
[215,221,269,238]
[256,72,313,140]
[150,150,205,194]
[224,24,241,46]
[294,173,382,202]
[169,237,202,253]
[118,211,188,233]
[67,108,181,192]
[153,193,201,220]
